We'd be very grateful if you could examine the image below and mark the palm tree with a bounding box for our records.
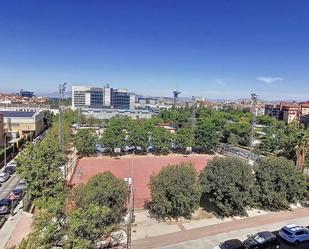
[296,131,309,172]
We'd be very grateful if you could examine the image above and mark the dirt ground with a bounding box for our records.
[70,153,214,208]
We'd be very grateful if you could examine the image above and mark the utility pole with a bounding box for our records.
[127,150,135,249]
[58,83,67,176]
[187,96,196,154]
[249,93,258,165]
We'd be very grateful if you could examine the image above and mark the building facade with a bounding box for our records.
[282,104,301,124]
[2,111,45,138]
[72,85,135,110]
[81,108,153,120]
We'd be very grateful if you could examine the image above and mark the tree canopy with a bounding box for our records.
[74,129,97,156]
[199,156,256,216]
[149,163,201,219]
[72,172,128,224]
[255,157,307,210]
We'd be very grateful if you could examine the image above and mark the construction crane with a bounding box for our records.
[173,90,181,107]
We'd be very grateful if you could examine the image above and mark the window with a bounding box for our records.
[295,230,305,236]
[282,228,293,235]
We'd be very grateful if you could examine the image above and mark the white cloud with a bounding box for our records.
[215,79,226,86]
[257,77,283,84]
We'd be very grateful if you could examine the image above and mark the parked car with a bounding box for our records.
[7,161,17,167]
[0,198,13,215]
[3,165,16,175]
[16,179,27,190]
[0,173,10,183]
[9,188,24,201]
[213,239,246,249]
[243,231,280,249]
[279,224,309,245]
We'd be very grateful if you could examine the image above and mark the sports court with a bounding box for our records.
[70,154,213,208]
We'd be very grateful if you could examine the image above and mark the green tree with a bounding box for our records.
[195,119,220,153]
[43,110,55,127]
[101,124,126,154]
[72,172,128,224]
[67,204,114,249]
[16,138,65,199]
[223,118,251,146]
[74,129,97,156]
[151,127,172,154]
[255,157,307,210]
[200,157,256,216]
[174,127,194,152]
[127,123,150,153]
[281,122,305,160]
[149,163,201,219]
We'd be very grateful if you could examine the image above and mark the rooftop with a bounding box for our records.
[0,111,36,118]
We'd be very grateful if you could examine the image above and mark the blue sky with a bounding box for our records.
[0,0,308,100]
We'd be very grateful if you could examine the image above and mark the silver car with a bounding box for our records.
[0,173,10,183]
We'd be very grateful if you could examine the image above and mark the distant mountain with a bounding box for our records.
[37,91,72,98]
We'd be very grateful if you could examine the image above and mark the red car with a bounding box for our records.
[9,188,24,201]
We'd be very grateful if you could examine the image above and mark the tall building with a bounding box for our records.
[72,85,135,110]
[111,89,132,109]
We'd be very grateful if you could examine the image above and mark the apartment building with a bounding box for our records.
[265,101,309,124]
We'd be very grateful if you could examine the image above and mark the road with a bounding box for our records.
[0,174,19,200]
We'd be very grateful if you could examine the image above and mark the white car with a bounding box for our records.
[0,173,10,183]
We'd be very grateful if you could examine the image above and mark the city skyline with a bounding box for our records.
[0,0,309,100]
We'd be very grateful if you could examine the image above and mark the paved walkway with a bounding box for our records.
[0,203,33,249]
[132,208,309,249]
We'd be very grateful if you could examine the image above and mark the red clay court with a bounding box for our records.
[70,154,213,208]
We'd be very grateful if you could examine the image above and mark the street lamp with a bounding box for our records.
[126,149,135,249]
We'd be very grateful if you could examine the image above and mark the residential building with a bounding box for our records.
[281,103,301,124]
[300,102,309,115]
[2,111,45,138]
[265,104,281,119]
[0,93,48,105]
[72,85,135,110]
[0,114,4,147]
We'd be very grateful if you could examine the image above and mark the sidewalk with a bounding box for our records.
[132,208,309,249]
[0,203,33,249]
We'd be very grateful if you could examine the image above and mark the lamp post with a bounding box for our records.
[126,149,135,249]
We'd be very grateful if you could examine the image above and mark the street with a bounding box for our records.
[0,174,20,200]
